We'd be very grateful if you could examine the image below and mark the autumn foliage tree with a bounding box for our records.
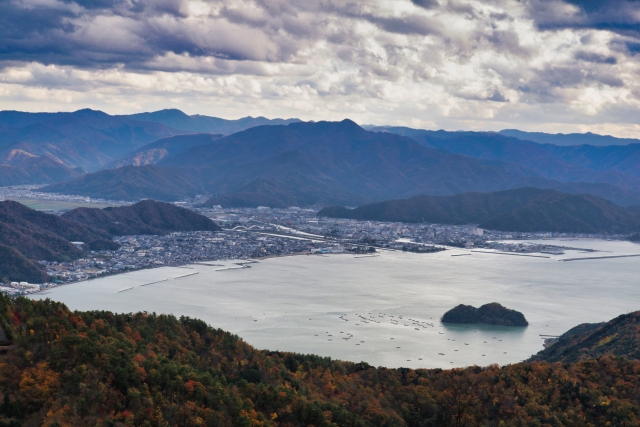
[2,293,640,426]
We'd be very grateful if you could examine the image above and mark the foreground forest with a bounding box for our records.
[2,295,640,427]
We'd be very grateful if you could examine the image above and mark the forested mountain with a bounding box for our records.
[0,109,180,174]
[46,120,640,207]
[63,200,220,236]
[530,311,640,364]
[0,200,219,281]
[370,126,640,196]
[105,133,224,169]
[0,245,49,283]
[163,120,552,203]
[318,188,640,233]
[499,129,640,146]
[2,295,640,426]
[0,155,82,186]
[0,200,108,282]
[0,200,108,262]
[126,108,300,134]
[42,165,200,202]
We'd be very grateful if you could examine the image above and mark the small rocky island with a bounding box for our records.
[442,303,528,326]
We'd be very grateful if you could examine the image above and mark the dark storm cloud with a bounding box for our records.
[0,0,297,70]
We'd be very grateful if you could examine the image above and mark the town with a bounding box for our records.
[0,187,611,295]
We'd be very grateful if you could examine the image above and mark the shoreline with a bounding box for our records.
[31,251,356,295]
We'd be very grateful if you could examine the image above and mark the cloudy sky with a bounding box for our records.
[1,0,640,135]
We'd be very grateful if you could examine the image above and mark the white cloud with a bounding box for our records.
[0,0,639,136]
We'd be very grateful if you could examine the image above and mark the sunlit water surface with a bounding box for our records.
[34,239,640,369]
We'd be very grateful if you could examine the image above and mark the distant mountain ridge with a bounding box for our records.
[0,108,305,187]
[499,129,640,146]
[368,126,640,196]
[0,109,180,173]
[317,188,640,234]
[126,109,301,135]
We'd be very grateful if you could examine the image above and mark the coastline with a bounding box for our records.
[31,251,355,295]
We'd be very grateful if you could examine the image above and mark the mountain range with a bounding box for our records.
[126,108,300,134]
[40,119,640,208]
[0,109,300,185]
[317,188,640,234]
[499,129,640,146]
[7,109,640,212]
[368,126,640,196]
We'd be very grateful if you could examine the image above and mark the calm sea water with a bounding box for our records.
[34,239,640,369]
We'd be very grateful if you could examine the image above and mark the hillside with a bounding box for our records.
[41,165,200,201]
[3,295,640,426]
[0,154,83,186]
[106,133,224,169]
[0,109,179,173]
[162,120,637,208]
[0,200,108,262]
[318,188,640,233]
[0,200,101,282]
[126,108,300,134]
[63,199,220,235]
[530,311,640,363]
[0,200,219,281]
[0,244,49,283]
[370,126,640,201]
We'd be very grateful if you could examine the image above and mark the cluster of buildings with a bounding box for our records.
[34,230,345,291]
[0,201,613,295]
[0,282,42,296]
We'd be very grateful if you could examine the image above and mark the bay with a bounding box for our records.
[33,239,640,369]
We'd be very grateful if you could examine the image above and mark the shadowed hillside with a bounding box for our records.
[370,126,640,201]
[42,165,200,201]
[318,188,640,234]
[0,245,49,283]
[63,199,220,236]
[0,199,110,282]
[0,200,108,262]
[0,200,218,281]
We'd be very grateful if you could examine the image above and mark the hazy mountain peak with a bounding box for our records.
[72,108,110,118]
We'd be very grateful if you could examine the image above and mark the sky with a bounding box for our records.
[1,0,640,136]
